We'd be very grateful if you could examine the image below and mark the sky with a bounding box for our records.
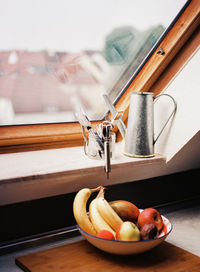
[0,0,187,52]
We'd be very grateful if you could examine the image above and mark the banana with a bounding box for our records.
[89,190,115,236]
[96,187,123,231]
[73,186,101,235]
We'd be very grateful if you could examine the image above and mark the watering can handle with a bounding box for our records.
[153,93,177,144]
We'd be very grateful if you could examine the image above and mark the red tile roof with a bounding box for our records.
[0,50,101,114]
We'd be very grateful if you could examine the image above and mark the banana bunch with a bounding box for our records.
[73,186,164,241]
[73,186,123,237]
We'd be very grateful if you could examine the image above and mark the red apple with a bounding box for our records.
[97,230,115,240]
[138,208,164,231]
[140,223,158,240]
[116,221,140,241]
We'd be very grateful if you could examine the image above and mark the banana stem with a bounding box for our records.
[91,186,104,193]
[96,186,106,198]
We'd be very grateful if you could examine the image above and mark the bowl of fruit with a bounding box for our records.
[73,186,172,255]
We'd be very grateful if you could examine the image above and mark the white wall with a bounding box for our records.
[154,47,200,173]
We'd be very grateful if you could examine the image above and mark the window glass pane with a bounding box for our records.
[0,0,188,125]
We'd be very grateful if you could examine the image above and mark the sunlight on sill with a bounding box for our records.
[0,142,165,181]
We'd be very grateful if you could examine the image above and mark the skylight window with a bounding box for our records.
[0,0,188,125]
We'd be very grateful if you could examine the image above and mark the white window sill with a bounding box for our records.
[0,142,166,205]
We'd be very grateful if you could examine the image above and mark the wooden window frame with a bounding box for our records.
[0,0,199,153]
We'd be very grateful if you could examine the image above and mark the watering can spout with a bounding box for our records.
[103,94,126,139]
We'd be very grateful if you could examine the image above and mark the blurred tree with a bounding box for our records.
[103,26,139,64]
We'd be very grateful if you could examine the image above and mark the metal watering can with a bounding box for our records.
[103,92,177,158]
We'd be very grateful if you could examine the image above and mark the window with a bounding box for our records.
[0,0,199,152]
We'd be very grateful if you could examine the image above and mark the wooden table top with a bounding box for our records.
[16,239,200,272]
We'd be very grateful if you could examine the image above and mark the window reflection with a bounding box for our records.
[0,0,187,125]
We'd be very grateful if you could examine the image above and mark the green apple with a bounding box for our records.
[116,221,140,241]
